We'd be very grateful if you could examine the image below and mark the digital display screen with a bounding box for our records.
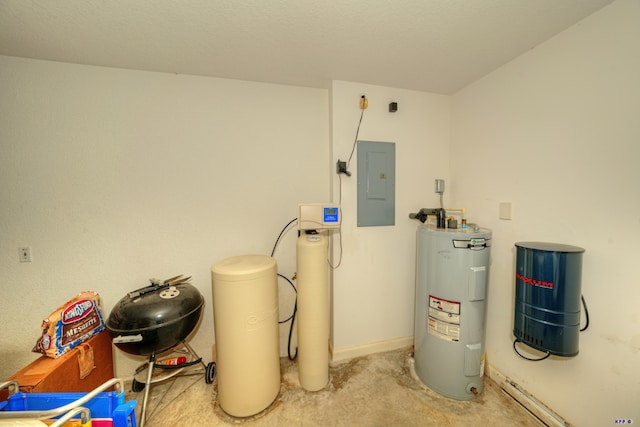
[324,207,339,223]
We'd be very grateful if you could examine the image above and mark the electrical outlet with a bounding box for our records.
[336,160,351,176]
[19,246,32,262]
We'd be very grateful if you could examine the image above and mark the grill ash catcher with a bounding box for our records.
[106,275,215,427]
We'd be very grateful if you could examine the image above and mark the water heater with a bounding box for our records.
[414,225,492,400]
[513,242,585,357]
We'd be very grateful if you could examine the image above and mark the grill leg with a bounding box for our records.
[182,340,207,370]
[139,353,156,427]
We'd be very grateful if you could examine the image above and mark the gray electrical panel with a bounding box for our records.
[357,141,395,227]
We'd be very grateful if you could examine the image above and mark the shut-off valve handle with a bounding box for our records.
[409,208,446,227]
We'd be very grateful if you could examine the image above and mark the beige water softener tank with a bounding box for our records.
[211,255,280,417]
[296,231,329,391]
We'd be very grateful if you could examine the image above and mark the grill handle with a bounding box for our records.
[113,334,143,344]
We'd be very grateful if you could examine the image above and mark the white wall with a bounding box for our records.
[329,81,451,359]
[0,55,330,378]
[3,2,637,423]
[451,0,640,425]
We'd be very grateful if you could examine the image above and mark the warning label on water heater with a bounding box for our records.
[427,295,460,342]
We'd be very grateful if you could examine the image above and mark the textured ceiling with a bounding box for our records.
[0,0,615,94]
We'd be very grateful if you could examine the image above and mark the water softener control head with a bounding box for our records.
[298,203,341,230]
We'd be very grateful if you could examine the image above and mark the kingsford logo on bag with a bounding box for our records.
[33,291,105,358]
[62,299,95,324]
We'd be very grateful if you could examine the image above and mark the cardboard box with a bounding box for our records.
[3,330,114,398]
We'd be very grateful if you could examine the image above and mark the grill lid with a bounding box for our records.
[106,276,204,355]
[106,278,203,333]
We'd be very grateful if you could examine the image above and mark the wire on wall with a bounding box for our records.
[332,95,368,269]
[328,200,344,270]
[346,98,366,170]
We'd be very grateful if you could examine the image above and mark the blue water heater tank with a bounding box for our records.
[513,242,585,356]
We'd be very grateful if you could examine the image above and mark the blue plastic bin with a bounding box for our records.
[1,389,136,427]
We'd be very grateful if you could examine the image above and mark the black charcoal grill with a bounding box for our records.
[106,275,215,427]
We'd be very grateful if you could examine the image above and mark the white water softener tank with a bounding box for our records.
[211,255,280,417]
[414,225,491,400]
[296,231,330,391]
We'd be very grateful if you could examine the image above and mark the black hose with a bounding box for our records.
[513,339,551,361]
[278,273,297,323]
[271,218,299,360]
[271,218,297,257]
[287,300,298,361]
[580,294,590,332]
[275,273,298,360]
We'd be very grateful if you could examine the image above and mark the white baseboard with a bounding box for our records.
[330,336,413,365]
[486,363,570,427]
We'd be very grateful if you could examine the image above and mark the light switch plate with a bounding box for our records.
[499,202,512,220]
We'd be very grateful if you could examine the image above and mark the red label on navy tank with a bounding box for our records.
[515,273,554,289]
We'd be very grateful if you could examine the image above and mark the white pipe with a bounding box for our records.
[444,207,466,218]
[444,208,467,228]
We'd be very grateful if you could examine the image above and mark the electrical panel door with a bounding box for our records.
[357,141,395,227]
